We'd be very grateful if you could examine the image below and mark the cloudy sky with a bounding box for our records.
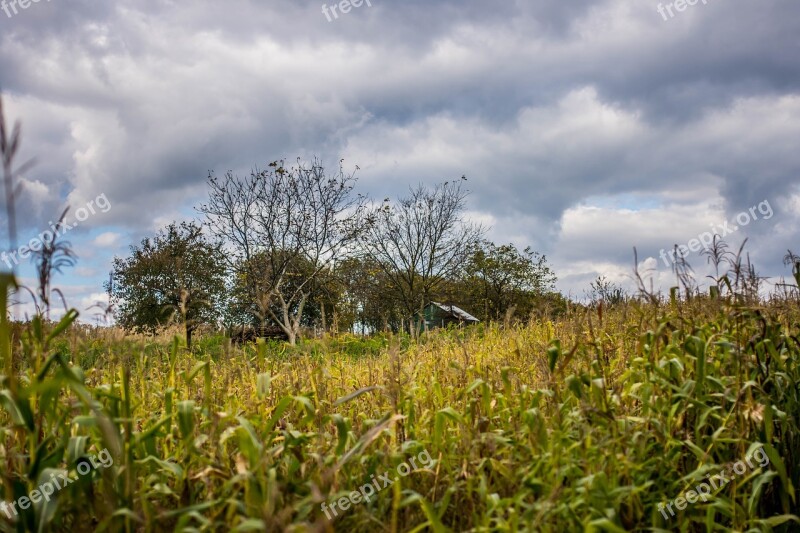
[1,0,799,321]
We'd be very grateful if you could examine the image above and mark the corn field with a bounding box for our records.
[1,273,799,531]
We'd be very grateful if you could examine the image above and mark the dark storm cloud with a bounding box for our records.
[0,0,798,296]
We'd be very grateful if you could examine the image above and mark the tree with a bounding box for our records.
[361,181,483,324]
[109,221,226,349]
[335,256,405,333]
[226,250,329,333]
[465,241,556,321]
[199,159,366,344]
[588,275,626,305]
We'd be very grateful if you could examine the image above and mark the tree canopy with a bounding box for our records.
[109,221,226,348]
[464,241,557,321]
[199,159,366,344]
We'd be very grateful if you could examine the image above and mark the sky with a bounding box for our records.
[0,0,799,322]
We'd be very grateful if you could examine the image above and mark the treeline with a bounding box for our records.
[109,159,563,345]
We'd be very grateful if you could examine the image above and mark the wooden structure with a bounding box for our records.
[418,302,480,330]
[231,325,290,344]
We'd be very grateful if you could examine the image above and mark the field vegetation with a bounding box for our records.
[2,278,800,531]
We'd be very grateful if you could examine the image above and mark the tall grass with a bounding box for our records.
[1,290,799,531]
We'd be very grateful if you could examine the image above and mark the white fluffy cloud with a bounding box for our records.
[92,232,121,248]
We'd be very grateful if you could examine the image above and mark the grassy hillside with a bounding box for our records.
[1,281,799,531]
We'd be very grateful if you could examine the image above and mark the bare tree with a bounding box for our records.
[361,181,483,324]
[199,158,366,345]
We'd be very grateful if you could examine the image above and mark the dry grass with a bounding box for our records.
[1,287,800,532]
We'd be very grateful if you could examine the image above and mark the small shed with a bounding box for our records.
[419,302,480,330]
[231,325,290,344]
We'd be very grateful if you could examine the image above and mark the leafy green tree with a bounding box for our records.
[227,250,328,333]
[334,256,405,333]
[109,222,226,348]
[465,241,557,321]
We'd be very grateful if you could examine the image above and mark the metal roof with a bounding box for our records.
[430,302,480,323]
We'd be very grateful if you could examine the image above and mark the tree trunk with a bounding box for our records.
[185,323,193,350]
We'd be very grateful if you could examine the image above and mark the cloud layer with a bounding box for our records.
[1,0,799,314]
